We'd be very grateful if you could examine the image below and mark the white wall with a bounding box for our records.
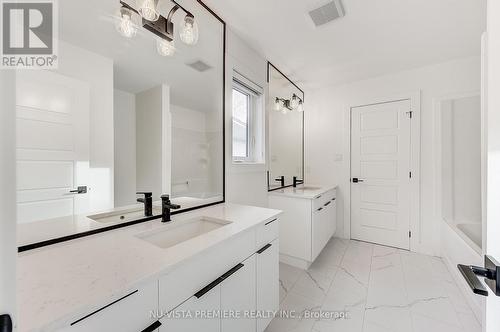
[136,85,171,200]
[56,41,114,211]
[225,29,269,207]
[0,72,17,325]
[306,56,481,255]
[114,90,137,206]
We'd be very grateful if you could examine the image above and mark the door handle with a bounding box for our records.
[458,255,500,297]
[352,178,364,183]
[0,314,13,332]
[69,186,88,194]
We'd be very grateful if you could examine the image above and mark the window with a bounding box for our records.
[231,72,264,163]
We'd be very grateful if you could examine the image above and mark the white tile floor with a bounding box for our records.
[266,238,481,332]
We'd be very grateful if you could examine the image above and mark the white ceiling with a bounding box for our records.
[204,0,486,89]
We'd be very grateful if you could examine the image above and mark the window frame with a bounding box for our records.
[231,73,263,164]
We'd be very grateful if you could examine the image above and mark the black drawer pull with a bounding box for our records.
[257,243,272,254]
[265,219,277,226]
[71,290,139,326]
[141,320,162,332]
[324,201,331,207]
[195,263,245,299]
[331,198,336,201]
[220,263,245,281]
[316,195,322,199]
[316,207,323,212]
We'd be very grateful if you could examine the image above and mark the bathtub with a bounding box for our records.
[441,220,484,322]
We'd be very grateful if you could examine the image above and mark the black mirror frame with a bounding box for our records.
[266,62,305,192]
[18,0,226,252]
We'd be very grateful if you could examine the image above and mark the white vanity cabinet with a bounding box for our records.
[61,281,158,332]
[256,239,279,332]
[269,187,337,269]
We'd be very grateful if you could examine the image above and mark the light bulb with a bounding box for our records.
[290,94,300,109]
[180,16,199,45]
[157,38,175,57]
[297,101,304,112]
[274,98,283,112]
[116,7,137,38]
[138,0,159,21]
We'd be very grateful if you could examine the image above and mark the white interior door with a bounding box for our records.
[16,70,90,223]
[351,99,411,250]
[484,1,500,329]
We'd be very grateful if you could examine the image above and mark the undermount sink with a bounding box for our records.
[88,207,160,224]
[136,216,232,249]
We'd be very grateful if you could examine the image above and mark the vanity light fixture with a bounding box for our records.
[117,0,199,57]
[274,94,304,114]
[116,6,137,38]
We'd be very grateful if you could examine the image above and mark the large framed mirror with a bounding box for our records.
[16,0,225,250]
[267,62,304,191]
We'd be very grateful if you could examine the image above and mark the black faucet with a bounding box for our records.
[293,176,304,188]
[275,175,285,187]
[137,192,153,217]
[160,194,181,222]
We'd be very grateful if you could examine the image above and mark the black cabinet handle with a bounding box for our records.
[265,219,277,226]
[257,243,272,254]
[71,290,139,326]
[331,198,336,201]
[324,201,331,207]
[0,314,13,332]
[316,207,323,212]
[195,263,245,299]
[141,321,162,332]
[352,178,364,183]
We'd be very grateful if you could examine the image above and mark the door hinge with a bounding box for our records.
[409,231,412,238]
[406,111,413,119]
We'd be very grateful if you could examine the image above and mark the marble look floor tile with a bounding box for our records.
[267,240,480,332]
[280,263,305,303]
[363,306,412,332]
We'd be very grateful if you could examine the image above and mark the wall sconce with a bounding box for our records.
[116,0,199,57]
[274,93,304,114]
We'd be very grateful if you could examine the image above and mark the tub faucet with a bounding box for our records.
[275,175,285,187]
[160,194,181,222]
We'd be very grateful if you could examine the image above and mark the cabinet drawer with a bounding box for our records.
[256,218,279,248]
[159,229,255,314]
[312,189,336,210]
[63,281,158,332]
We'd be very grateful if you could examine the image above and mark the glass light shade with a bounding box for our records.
[290,94,300,109]
[274,98,284,112]
[138,0,159,21]
[180,16,199,45]
[297,101,304,112]
[116,7,137,38]
[157,38,175,57]
[281,107,288,115]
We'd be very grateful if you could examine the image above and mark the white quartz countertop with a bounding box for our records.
[268,185,337,199]
[17,196,223,247]
[17,203,282,332]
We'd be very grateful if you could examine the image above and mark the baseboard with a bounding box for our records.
[279,253,311,270]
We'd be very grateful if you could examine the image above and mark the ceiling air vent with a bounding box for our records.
[309,0,345,27]
[187,60,212,72]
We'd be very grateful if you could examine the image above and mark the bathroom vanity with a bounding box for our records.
[269,186,337,269]
[17,204,281,332]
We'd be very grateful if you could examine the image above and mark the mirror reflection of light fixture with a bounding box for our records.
[180,15,199,45]
[117,0,199,57]
[157,38,176,56]
[274,94,304,114]
[116,6,137,38]
[137,0,160,22]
